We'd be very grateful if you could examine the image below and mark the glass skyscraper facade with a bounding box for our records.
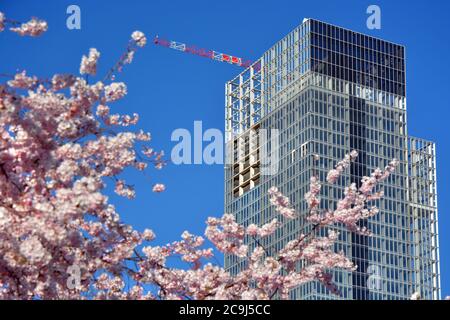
[224,18,440,299]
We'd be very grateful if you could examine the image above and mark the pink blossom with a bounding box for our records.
[304,176,321,210]
[246,224,259,236]
[326,150,358,184]
[142,229,156,241]
[115,180,136,199]
[268,187,296,219]
[360,159,399,195]
[410,292,421,300]
[10,17,47,36]
[307,158,399,235]
[52,74,76,91]
[246,219,279,237]
[19,236,51,264]
[7,71,38,89]
[136,130,151,141]
[80,48,100,76]
[0,207,11,228]
[205,214,247,258]
[135,162,147,171]
[152,183,165,193]
[131,31,147,47]
[124,51,135,64]
[96,104,110,117]
[0,12,5,32]
[56,159,79,183]
[105,113,139,126]
[326,169,340,184]
[104,82,127,102]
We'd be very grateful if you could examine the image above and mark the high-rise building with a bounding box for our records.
[224,18,440,300]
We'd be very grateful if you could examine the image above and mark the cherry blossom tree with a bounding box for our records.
[1,12,399,300]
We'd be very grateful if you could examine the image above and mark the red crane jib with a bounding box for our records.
[154,36,254,69]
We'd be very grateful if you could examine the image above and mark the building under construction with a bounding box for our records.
[224,18,440,300]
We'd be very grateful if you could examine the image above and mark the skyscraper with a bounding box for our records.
[224,18,440,300]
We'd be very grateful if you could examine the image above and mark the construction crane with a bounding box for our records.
[153,36,254,69]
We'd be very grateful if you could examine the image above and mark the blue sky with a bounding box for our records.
[1,0,449,298]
